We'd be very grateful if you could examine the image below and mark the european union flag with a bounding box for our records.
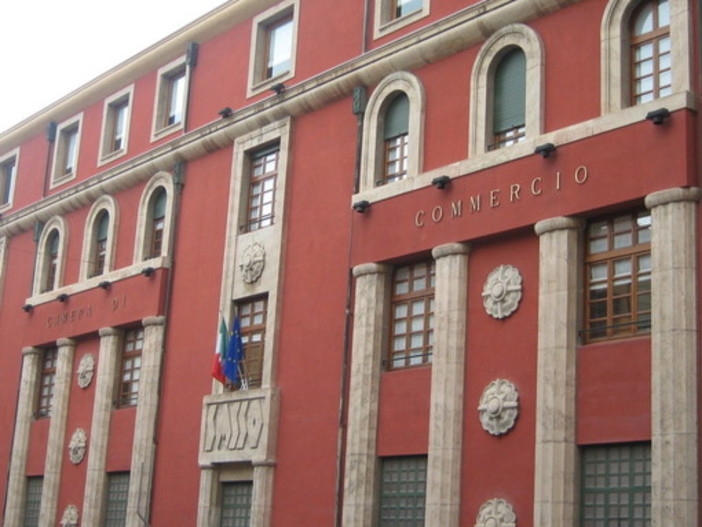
[223,317,244,386]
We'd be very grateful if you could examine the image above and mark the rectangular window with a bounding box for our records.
[245,146,279,232]
[264,15,293,80]
[581,443,651,526]
[152,57,189,140]
[23,476,43,527]
[0,151,17,209]
[584,211,651,341]
[165,69,186,127]
[37,349,57,418]
[391,0,423,20]
[374,0,429,39]
[236,297,267,389]
[100,87,133,163]
[388,261,435,369]
[105,472,130,526]
[51,115,82,186]
[118,328,143,407]
[379,456,427,526]
[220,481,253,527]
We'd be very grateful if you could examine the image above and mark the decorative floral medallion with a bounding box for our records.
[68,428,87,465]
[60,504,79,527]
[77,353,95,389]
[475,498,517,527]
[240,243,266,284]
[482,265,523,319]
[478,379,519,436]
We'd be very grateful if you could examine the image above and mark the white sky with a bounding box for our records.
[0,0,228,134]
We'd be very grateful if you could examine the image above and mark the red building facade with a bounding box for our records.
[0,0,700,525]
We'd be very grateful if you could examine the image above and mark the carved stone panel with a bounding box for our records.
[240,243,266,284]
[478,379,519,436]
[76,353,95,389]
[475,498,517,527]
[199,388,278,465]
[68,428,87,465]
[60,504,79,527]
[482,265,523,319]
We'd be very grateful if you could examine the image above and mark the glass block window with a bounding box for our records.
[379,456,427,526]
[584,211,651,341]
[37,349,57,418]
[237,297,267,389]
[245,146,279,232]
[23,476,43,527]
[105,472,130,527]
[581,443,651,526]
[118,328,144,407]
[630,0,671,105]
[388,261,435,369]
[220,481,253,527]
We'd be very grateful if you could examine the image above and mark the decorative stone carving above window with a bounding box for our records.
[478,379,519,436]
[475,498,517,527]
[68,428,87,465]
[60,504,79,527]
[77,353,95,389]
[482,264,523,319]
[240,243,266,284]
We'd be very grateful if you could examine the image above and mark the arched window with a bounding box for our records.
[134,173,175,264]
[382,93,410,184]
[33,217,68,296]
[90,211,110,278]
[43,230,60,293]
[147,188,167,260]
[490,47,527,150]
[630,0,671,105]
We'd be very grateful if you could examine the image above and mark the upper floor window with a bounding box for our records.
[51,114,83,186]
[247,0,299,96]
[374,0,430,39]
[134,173,175,263]
[630,0,671,104]
[245,145,279,232]
[584,211,651,341]
[33,216,67,296]
[152,57,190,140]
[117,328,143,407]
[148,188,167,259]
[489,47,526,150]
[360,72,425,192]
[99,86,133,163]
[44,231,60,293]
[81,196,117,281]
[237,296,267,389]
[0,149,18,211]
[470,24,543,156]
[388,261,434,369]
[92,212,109,277]
[37,348,57,418]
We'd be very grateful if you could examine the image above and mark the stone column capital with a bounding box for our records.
[645,187,702,209]
[22,346,42,357]
[142,315,166,328]
[98,327,121,337]
[534,216,584,236]
[432,242,470,260]
[56,338,76,349]
[352,262,391,278]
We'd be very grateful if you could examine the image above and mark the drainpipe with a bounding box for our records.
[183,42,199,133]
[42,121,56,198]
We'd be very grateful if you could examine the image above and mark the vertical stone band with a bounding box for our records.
[532,217,583,527]
[425,243,470,527]
[645,187,701,526]
[342,263,391,527]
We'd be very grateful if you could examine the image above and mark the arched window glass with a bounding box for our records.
[381,93,410,185]
[490,48,526,150]
[43,230,60,293]
[147,188,167,259]
[90,211,110,277]
[630,0,671,105]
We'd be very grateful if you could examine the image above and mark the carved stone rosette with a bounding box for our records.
[477,379,519,436]
[60,504,79,527]
[482,265,523,319]
[475,498,517,527]
[240,243,266,284]
[77,353,95,389]
[68,428,87,465]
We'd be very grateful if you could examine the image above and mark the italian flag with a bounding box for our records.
[211,318,227,384]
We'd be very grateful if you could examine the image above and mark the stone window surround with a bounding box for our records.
[33,216,69,296]
[150,55,190,142]
[600,0,690,113]
[373,0,431,40]
[246,0,300,98]
[133,171,176,264]
[79,195,119,281]
[0,146,19,212]
[50,113,84,189]
[98,84,135,166]
[469,23,544,157]
[360,71,425,193]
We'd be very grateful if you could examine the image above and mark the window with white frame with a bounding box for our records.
[360,72,425,192]
[34,217,68,296]
[0,148,18,211]
[51,114,83,186]
[373,0,430,39]
[469,24,544,156]
[99,86,133,163]
[134,173,175,263]
[152,56,189,140]
[81,196,118,281]
[247,0,299,96]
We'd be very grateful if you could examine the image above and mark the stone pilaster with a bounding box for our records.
[342,263,391,527]
[532,217,583,527]
[82,327,122,526]
[251,461,276,527]
[126,316,166,527]
[3,347,42,527]
[425,243,469,527]
[645,187,701,526]
[39,338,76,526]
[196,469,219,527]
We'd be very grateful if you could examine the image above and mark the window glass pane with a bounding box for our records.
[493,48,526,134]
[633,3,654,35]
[266,17,293,78]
